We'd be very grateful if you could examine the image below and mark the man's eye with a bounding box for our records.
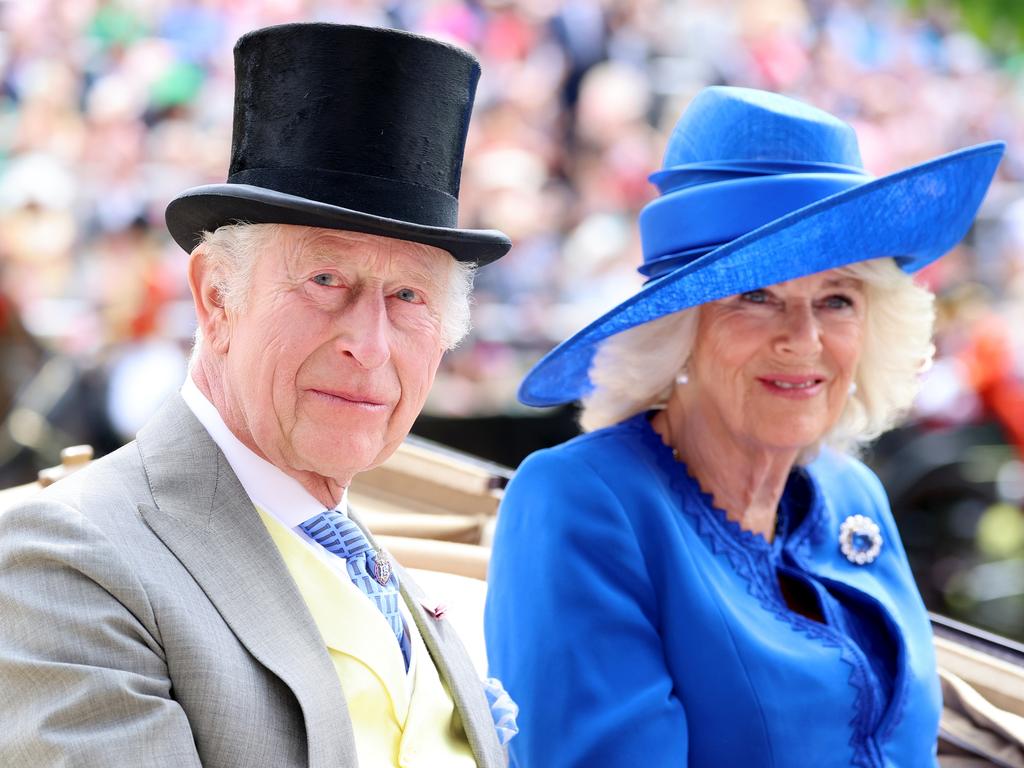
[394,287,420,303]
[311,273,337,287]
[740,289,768,304]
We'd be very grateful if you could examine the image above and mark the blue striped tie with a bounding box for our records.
[299,509,410,668]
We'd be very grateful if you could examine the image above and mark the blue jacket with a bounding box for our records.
[485,413,940,767]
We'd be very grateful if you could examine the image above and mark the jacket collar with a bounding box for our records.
[136,394,355,768]
[135,394,504,768]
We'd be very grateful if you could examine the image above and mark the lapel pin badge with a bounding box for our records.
[419,597,447,620]
[372,549,393,586]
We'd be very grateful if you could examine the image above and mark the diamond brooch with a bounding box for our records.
[838,514,883,565]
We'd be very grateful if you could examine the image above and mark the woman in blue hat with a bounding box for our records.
[485,86,1004,767]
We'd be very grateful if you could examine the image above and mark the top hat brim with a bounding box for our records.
[165,184,512,266]
[518,141,1005,407]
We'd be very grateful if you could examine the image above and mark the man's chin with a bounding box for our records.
[297,436,396,483]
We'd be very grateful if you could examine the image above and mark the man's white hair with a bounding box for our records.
[580,257,935,460]
[190,223,475,361]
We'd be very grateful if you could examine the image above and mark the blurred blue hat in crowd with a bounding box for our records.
[518,86,1004,407]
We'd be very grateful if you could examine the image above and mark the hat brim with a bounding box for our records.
[519,141,1005,407]
[165,184,512,265]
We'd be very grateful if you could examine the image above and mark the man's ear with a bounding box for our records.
[188,245,231,354]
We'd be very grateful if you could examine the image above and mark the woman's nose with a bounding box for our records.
[774,303,823,358]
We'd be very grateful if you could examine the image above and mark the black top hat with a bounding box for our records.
[165,23,511,265]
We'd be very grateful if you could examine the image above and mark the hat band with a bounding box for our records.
[639,171,871,271]
[228,167,459,228]
[650,159,866,194]
[639,245,718,280]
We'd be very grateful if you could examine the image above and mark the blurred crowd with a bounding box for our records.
[0,1,1022,635]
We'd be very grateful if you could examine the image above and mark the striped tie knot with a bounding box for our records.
[299,509,409,668]
[302,511,372,558]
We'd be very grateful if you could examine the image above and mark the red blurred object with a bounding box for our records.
[127,263,173,341]
[0,292,10,330]
[960,315,1024,457]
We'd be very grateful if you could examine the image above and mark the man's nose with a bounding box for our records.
[774,302,823,358]
[337,290,391,369]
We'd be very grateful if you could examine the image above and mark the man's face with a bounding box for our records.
[216,225,450,486]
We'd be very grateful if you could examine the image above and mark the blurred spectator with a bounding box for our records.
[0,276,118,488]
[1,0,1023,640]
[0,0,1022,447]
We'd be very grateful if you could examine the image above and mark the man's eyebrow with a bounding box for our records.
[391,261,447,292]
[295,245,346,267]
[292,240,367,271]
[295,244,446,290]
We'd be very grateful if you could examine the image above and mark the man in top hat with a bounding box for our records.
[0,23,513,768]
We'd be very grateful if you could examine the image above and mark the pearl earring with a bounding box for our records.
[848,381,858,396]
[676,370,689,386]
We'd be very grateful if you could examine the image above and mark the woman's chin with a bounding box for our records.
[740,423,828,457]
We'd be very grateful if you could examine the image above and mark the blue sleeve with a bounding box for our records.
[485,447,688,767]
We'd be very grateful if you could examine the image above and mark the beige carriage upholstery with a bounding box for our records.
[3,441,1023,761]
[349,437,505,548]
[0,444,95,506]
[935,629,1024,765]
[347,436,502,585]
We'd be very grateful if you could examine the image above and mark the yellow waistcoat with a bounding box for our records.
[257,508,477,768]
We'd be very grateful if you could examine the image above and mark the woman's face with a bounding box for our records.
[683,268,866,456]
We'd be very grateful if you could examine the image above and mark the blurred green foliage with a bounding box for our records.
[906,0,1024,55]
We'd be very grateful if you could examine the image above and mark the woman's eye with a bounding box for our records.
[740,289,769,304]
[394,287,420,303]
[822,294,854,310]
[311,273,337,287]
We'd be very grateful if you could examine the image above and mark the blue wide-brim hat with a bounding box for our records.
[519,86,1004,407]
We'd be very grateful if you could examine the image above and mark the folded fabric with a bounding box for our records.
[483,676,519,747]
[939,668,1024,767]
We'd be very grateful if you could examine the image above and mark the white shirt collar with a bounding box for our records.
[180,375,347,528]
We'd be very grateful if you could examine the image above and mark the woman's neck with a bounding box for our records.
[653,403,799,542]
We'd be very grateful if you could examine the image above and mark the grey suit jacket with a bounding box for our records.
[0,395,504,767]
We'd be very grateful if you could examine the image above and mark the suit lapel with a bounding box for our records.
[256,507,411,720]
[352,511,505,768]
[135,395,355,768]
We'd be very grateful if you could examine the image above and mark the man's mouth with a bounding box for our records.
[308,388,389,408]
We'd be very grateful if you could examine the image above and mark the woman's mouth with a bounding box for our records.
[757,375,826,397]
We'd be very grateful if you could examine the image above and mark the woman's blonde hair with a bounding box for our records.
[580,257,935,459]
